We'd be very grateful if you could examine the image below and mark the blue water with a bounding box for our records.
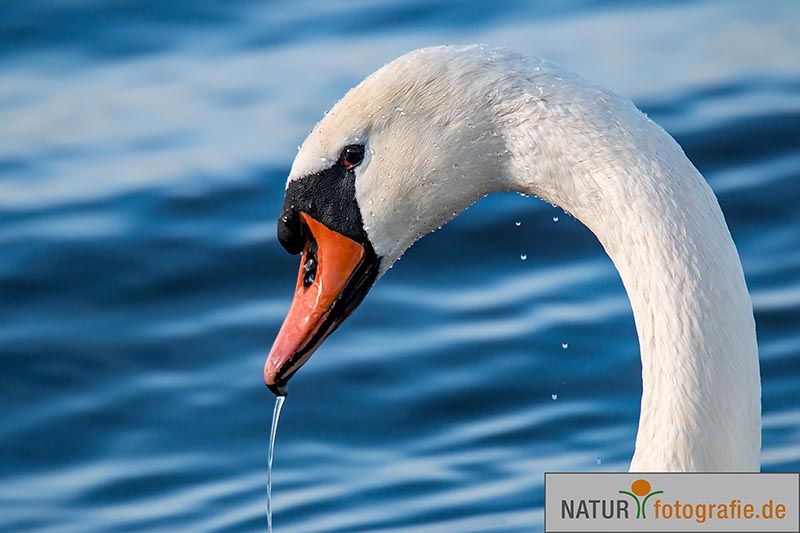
[1,1,799,531]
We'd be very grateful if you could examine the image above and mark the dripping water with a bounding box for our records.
[268,395,286,532]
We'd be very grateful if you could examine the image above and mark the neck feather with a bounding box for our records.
[503,83,760,471]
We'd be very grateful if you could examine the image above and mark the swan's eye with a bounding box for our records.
[341,144,365,170]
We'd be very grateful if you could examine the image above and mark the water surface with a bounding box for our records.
[1,1,799,532]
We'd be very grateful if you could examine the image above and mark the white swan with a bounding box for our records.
[264,45,761,471]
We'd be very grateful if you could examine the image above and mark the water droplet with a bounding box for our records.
[596,457,602,465]
[553,216,559,222]
[551,393,558,400]
[520,254,527,261]
[562,342,568,349]
[515,221,521,227]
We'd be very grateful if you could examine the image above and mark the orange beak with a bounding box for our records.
[264,213,368,395]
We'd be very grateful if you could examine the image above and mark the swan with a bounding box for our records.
[264,45,761,471]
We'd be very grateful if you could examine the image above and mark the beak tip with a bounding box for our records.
[266,381,288,397]
[264,364,289,397]
[265,372,288,397]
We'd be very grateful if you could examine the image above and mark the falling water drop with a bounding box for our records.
[551,393,558,400]
[267,395,286,533]
[596,457,602,465]
[553,216,559,222]
[562,342,569,349]
[515,221,521,227]
[520,254,527,261]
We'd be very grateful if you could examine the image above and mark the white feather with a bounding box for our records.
[290,45,761,471]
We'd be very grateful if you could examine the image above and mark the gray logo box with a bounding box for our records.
[545,473,798,532]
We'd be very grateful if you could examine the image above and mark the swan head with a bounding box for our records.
[260,45,763,473]
[264,45,545,393]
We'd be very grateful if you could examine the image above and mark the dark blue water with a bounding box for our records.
[1,1,799,531]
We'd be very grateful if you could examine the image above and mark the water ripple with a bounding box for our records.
[1,1,799,532]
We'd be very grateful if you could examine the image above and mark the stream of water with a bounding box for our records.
[267,395,286,533]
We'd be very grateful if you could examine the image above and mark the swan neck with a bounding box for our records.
[507,108,760,470]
